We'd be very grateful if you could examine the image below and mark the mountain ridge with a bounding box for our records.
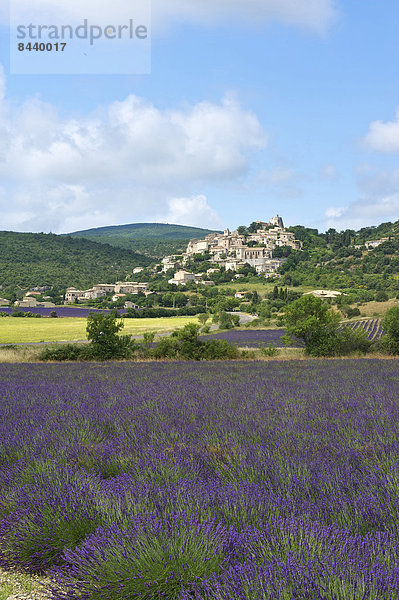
[68,222,222,258]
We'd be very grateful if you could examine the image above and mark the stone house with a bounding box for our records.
[114,282,148,294]
[168,270,195,286]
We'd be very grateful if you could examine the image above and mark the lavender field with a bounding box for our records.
[1,360,399,599]
[0,306,127,318]
[201,319,384,349]
[340,319,383,341]
[199,329,301,347]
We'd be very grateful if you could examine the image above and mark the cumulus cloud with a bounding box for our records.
[0,70,266,232]
[326,195,399,230]
[158,195,223,229]
[5,0,337,33]
[364,108,399,153]
[325,166,399,230]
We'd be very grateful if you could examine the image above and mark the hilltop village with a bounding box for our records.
[59,215,303,303]
[164,215,302,284]
[0,215,303,308]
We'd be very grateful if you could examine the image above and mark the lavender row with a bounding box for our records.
[338,319,383,340]
[200,328,303,347]
[1,360,399,597]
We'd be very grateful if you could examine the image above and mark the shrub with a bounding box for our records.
[259,344,279,357]
[245,318,262,328]
[336,327,372,355]
[39,344,92,362]
[49,311,58,318]
[381,306,399,355]
[341,306,361,318]
[143,331,155,344]
[152,337,180,359]
[240,349,257,358]
[152,324,238,360]
[202,339,239,359]
[375,291,389,302]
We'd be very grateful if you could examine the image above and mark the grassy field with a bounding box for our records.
[0,316,199,344]
[357,298,399,317]
[217,281,314,296]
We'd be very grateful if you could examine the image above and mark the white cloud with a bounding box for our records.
[2,94,266,184]
[325,207,344,219]
[0,69,266,232]
[364,108,399,153]
[326,195,399,230]
[326,166,399,230]
[158,195,223,229]
[5,0,337,33]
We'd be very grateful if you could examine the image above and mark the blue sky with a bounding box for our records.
[0,0,398,233]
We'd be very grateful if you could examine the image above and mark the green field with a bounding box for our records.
[218,281,314,295]
[0,316,199,344]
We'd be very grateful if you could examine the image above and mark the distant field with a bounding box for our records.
[217,282,314,296]
[339,318,383,340]
[0,316,199,344]
[358,299,398,317]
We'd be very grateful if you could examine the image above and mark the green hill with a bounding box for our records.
[69,223,221,258]
[0,232,151,298]
[280,220,399,292]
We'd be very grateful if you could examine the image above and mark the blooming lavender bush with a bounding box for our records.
[0,360,398,598]
[51,516,235,600]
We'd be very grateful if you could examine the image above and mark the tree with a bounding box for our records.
[86,312,132,359]
[283,295,340,356]
[247,221,259,233]
[381,306,399,354]
[198,313,209,326]
[375,291,389,302]
[171,323,204,360]
[216,311,239,330]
